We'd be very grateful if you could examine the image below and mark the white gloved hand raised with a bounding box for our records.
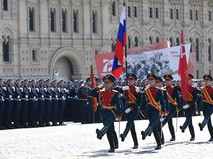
[98,83,104,89]
[135,87,140,93]
[125,108,131,114]
[183,104,189,109]
[122,86,129,91]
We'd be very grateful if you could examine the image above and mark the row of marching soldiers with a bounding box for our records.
[0,78,71,130]
[90,73,213,153]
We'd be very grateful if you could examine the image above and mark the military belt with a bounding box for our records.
[128,101,136,104]
[80,98,87,101]
[102,105,115,110]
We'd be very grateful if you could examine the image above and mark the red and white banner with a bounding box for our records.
[95,41,170,78]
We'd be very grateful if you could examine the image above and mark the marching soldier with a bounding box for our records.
[162,74,181,141]
[3,79,14,129]
[21,79,29,128]
[198,74,213,141]
[179,74,197,141]
[0,78,5,130]
[141,74,166,150]
[13,79,22,128]
[91,74,122,153]
[119,73,140,149]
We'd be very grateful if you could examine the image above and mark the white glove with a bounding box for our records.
[25,95,28,99]
[34,96,36,100]
[125,108,131,114]
[98,83,104,89]
[12,86,15,91]
[9,95,12,99]
[17,95,20,99]
[41,95,44,98]
[20,87,23,92]
[122,86,129,91]
[135,87,140,93]
[44,88,47,92]
[183,104,189,109]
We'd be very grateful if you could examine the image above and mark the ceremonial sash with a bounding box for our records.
[127,89,137,103]
[186,92,193,101]
[167,93,178,106]
[202,87,213,105]
[145,87,161,110]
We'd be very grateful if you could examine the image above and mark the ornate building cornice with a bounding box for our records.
[188,0,202,6]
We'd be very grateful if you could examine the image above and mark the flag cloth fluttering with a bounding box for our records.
[178,30,188,100]
[112,4,126,78]
[90,65,98,112]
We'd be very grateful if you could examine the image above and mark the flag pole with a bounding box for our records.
[124,0,128,84]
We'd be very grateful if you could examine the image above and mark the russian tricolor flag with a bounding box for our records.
[112,5,126,78]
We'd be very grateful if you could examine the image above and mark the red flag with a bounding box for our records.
[90,65,98,112]
[178,30,188,100]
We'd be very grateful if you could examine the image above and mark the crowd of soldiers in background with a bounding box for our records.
[0,76,204,130]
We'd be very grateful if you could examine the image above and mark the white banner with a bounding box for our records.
[126,44,191,80]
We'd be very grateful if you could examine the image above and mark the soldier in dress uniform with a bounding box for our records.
[3,79,14,129]
[66,81,73,121]
[198,74,213,141]
[51,79,60,126]
[155,76,169,145]
[0,78,6,130]
[179,74,197,141]
[91,74,122,153]
[141,74,166,150]
[28,79,39,127]
[20,79,30,128]
[72,80,80,122]
[86,77,95,123]
[13,79,22,128]
[37,79,46,127]
[57,80,66,125]
[44,79,52,126]
[78,81,88,124]
[161,74,181,141]
[95,78,101,123]
[119,73,140,149]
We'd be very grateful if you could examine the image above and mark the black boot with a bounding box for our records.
[189,124,195,141]
[169,125,175,141]
[161,132,165,145]
[96,126,108,140]
[141,126,152,140]
[120,128,128,142]
[131,130,138,149]
[179,126,185,133]
[113,131,119,149]
[154,132,161,150]
[198,119,208,131]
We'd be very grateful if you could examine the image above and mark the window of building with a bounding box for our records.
[134,37,138,47]
[149,7,153,18]
[29,7,35,32]
[32,50,37,61]
[50,8,56,32]
[195,10,198,20]
[149,37,153,44]
[3,0,8,11]
[2,37,10,62]
[112,1,116,16]
[133,7,137,17]
[176,37,180,46]
[156,37,159,43]
[170,37,173,47]
[92,10,98,33]
[189,10,193,20]
[196,38,199,61]
[169,9,173,19]
[128,6,131,17]
[196,70,199,78]
[128,37,131,48]
[62,9,67,32]
[209,11,212,21]
[208,39,212,62]
[189,38,192,52]
[111,39,115,51]
[155,8,159,19]
[73,10,79,33]
[176,9,179,19]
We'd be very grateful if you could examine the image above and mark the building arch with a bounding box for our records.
[49,47,83,80]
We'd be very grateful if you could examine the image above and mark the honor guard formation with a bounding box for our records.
[1,73,213,153]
